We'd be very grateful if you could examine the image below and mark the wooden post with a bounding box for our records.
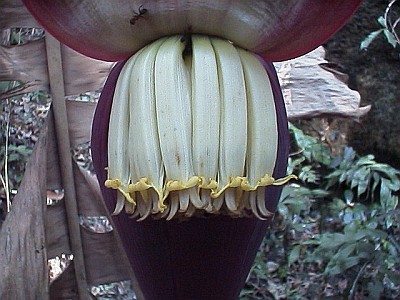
[45,33,90,299]
[0,120,48,299]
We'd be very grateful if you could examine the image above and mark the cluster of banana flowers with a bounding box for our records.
[23,1,361,299]
[105,34,295,220]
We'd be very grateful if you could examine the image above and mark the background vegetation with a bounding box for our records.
[241,123,400,299]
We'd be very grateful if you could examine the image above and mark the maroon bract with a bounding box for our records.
[23,0,361,62]
[91,58,289,299]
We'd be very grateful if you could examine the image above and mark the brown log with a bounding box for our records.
[0,120,48,299]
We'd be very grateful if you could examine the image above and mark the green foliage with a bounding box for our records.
[289,123,331,167]
[2,28,45,46]
[240,240,273,300]
[277,184,327,231]
[360,1,400,51]
[0,144,32,184]
[326,147,400,208]
[243,123,400,299]
[1,82,45,213]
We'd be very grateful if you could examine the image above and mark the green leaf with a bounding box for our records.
[342,147,356,164]
[277,202,289,218]
[7,153,20,162]
[329,198,347,212]
[325,255,360,276]
[385,195,398,212]
[289,123,331,165]
[356,241,375,259]
[356,154,375,166]
[344,189,354,205]
[377,16,386,27]
[360,29,383,50]
[301,239,320,246]
[8,145,31,157]
[387,270,400,285]
[357,176,370,198]
[366,279,383,300]
[288,245,301,266]
[380,179,391,209]
[319,233,346,249]
[299,165,318,183]
[371,172,381,201]
[383,29,398,48]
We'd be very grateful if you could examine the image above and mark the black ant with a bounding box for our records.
[130,5,148,25]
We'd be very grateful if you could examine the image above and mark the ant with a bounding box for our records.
[130,5,148,25]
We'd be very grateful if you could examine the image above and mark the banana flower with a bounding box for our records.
[23,1,361,299]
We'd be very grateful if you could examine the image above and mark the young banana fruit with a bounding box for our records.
[106,34,295,220]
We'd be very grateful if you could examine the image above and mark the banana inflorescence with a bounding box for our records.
[105,34,295,220]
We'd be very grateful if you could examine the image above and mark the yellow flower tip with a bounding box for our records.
[209,173,297,199]
[128,177,152,192]
[165,176,201,192]
[229,176,246,188]
[240,181,256,192]
[158,201,167,212]
[105,178,121,189]
[210,189,221,199]
[258,174,275,186]
[165,180,183,191]
[151,189,166,212]
[198,177,218,190]
[187,176,201,188]
[272,174,298,186]
[210,176,246,198]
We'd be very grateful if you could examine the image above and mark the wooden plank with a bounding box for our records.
[0,0,40,28]
[0,40,48,92]
[0,39,112,96]
[61,47,112,96]
[66,100,98,148]
[0,120,48,299]
[46,203,71,259]
[45,34,90,299]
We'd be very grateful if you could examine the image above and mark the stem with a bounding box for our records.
[348,260,369,300]
[385,0,400,46]
[349,243,381,300]
[384,0,396,28]
[4,99,11,212]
